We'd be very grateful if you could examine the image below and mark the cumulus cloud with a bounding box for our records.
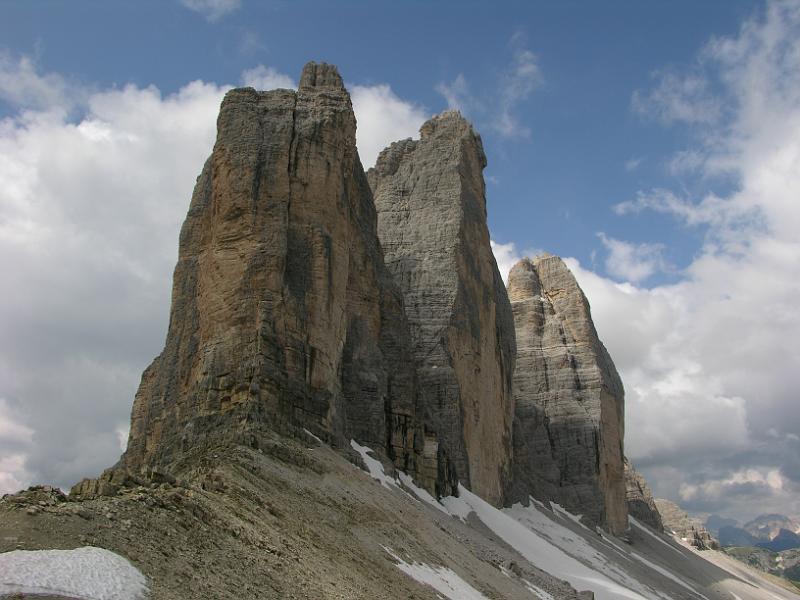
[0,52,84,111]
[0,72,229,491]
[241,65,295,90]
[490,240,544,284]
[350,84,428,168]
[490,241,522,284]
[0,57,429,493]
[577,0,800,520]
[595,232,668,283]
[179,0,240,21]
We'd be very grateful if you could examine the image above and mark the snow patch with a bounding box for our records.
[446,485,664,600]
[383,546,489,600]
[0,546,148,600]
[350,439,399,490]
[440,492,474,522]
[398,471,449,515]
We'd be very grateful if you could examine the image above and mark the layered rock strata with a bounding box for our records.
[656,498,719,550]
[507,255,627,534]
[368,112,516,506]
[121,63,430,487]
[624,457,663,531]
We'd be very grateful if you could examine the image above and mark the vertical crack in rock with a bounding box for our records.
[507,255,627,534]
[121,62,423,484]
[368,111,516,506]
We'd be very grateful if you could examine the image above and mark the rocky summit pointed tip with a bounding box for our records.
[299,61,345,90]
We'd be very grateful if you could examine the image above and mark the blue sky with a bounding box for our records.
[1,0,756,281]
[1,0,799,523]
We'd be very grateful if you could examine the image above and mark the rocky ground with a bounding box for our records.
[1,432,580,600]
[3,431,799,600]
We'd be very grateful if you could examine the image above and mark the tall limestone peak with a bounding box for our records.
[624,457,664,531]
[120,62,424,485]
[507,255,627,534]
[368,111,516,506]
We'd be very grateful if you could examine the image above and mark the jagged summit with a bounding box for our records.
[507,255,627,534]
[298,61,345,90]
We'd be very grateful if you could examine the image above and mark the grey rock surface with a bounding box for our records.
[368,111,516,505]
[624,457,664,531]
[120,62,428,486]
[506,255,627,534]
[656,498,719,550]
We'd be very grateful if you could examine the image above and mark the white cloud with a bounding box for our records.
[436,74,474,114]
[490,241,522,284]
[596,232,667,283]
[0,454,30,495]
[435,32,541,140]
[570,0,800,519]
[350,84,428,168]
[490,240,544,284]
[631,71,721,125]
[241,65,295,90]
[179,0,240,21]
[0,52,83,112]
[493,33,541,138]
[0,59,230,492]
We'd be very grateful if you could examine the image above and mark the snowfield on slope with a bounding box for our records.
[352,440,672,599]
[352,440,800,600]
[0,546,149,600]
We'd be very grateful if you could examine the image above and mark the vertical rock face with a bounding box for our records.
[624,457,663,531]
[507,255,627,534]
[121,62,423,481]
[368,112,516,506]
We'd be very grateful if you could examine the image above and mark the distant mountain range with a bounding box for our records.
[707,513,800,550]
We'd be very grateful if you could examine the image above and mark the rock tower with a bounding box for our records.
[369,112,516,505]
[507,255,627,534]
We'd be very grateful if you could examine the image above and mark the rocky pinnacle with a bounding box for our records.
[507,255,627,534]
[369,112,516,506]
[121,62,426,483]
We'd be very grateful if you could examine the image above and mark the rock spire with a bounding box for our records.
[506,255,627,534]
[121,62,426,484]
[368,111,517,506]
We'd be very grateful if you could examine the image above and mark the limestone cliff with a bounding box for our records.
[368,112,516,506]
[656,498,719,550]
[507,255,627,534]
[625,457,663,531]
[121,62,427,486]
